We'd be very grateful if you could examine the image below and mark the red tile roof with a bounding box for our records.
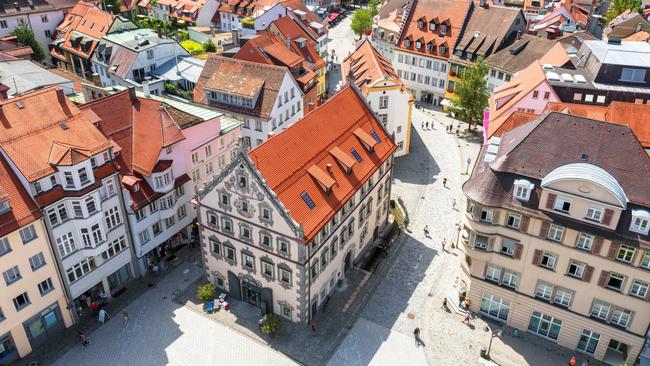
[396,0,471,59]
[80,89,185,177]
[51,2,114,60]
[0,155,42,238]
[0,87,112,182]
[342,39,401,94]
[248,86,396,240]
[269,16,326,69]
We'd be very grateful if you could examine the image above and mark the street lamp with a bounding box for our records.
[484,325,502,358]
[464,158,471,175]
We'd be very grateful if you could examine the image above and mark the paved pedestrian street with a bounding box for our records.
[51,258,296,366]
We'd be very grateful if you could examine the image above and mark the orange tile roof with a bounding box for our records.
[0,155,42,238]
[396,0,471,59]
[489,110,539,137]
[235,31,303,68]
[0,87,112,182]
[537,42,570,66]
[51,2,114,60]
[195,55,288,119]
[488,61,549,136]
[269,16,326,69]
[80,89,185,177]
[623,31,650,42]
[248,86,396,240]
[342,39,401,94]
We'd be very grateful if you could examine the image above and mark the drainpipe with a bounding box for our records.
[307,239,312,325]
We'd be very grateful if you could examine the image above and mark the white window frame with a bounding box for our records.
[547,224,564,242]
[585,206,603,222]
[575,232,593,251]
[540,251,557,269]
[554,197,572,213]
[506,212,521,229]
[629,280,648,299]
[513,179,533,201]
[535,282,553,300]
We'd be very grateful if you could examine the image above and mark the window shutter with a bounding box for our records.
[592,236,603,255]
[520,215,529,233]
[473,204,483,220]
[602,209,614,225]
[597,270,609,287]
[539,221,550,238]
[492,210,500,225]
[646,290,650,302]
[583,266,594,282]
[487,237,495,251]
[532,249,542,265]
[607,242,619,260]
[545,193,557,209]
[514,243,523,259]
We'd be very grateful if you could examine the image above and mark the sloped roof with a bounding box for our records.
[0,60,73,96]
[454,5,522,58]
[248,86,396,240]
[235,31,303,68]
[270,16,326,69]
[0,87,112,181]
[397,0,471,59]
[80,89,185,176]
[51,2,114,60]
[605,10,650,40]
[194,55,288,119]
[485,34,559,73]
[491,112,650,206]
[622,30,650,41]
[0,0,77,16]
[0,154,42,237]
[341,39,401,94]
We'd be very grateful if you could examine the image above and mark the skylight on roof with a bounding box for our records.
[370,130,381,144]
[301,192,316,209]
[351,148,363,163]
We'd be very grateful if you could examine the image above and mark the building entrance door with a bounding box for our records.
[241,277,261,308]
[344,251,352,271]
[420,92,433,104]
[23,303,64,350]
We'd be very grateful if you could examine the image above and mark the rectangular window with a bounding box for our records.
[610,308,632,328]
[279,267,291,285]
[616,245,635,263]
[585,206,603,222]
[78,168,89,184]
[502,270,518,289]
[554,287,572,307]
[243,254,255,270]
[104,206,122,230]
[528,311,562,341]
[379,96,388,109]
[575,233,593,251]
[590,300,611,320]
[500,239,517,256]
[64,172,74,187]
[3,265,21,285]
[506,212,521,229]
[480,293,510,321]
[547,224,564,242]
[85,196,96,215]
[139,230,150,244]
[13,292,30,311]
[554,197,571,212]
[577,329,600,354]
[535,282,553,300]
[540,251,557,269]
[38,278,54,295]
[485,264,501,282]
[224,246,235,261]
[620,68,646,82]
[261,261,273,277]
[641,251,650,269]
[606,272,625,291]
[279,240,290,255]
[29,252,46,271]
[567,260,585,278]
[0,237,10,256]
[629,280,649,298]
[20,225,37,244]
[479,207,493,222]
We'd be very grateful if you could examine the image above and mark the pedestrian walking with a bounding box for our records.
[413,328,425,347]
[311,320,317,336]
[441,298,448,310]
[98,308,110,324]
[580,360,589,366]
[77,331,89,348]
[441,238,446,251]
[452,198,457,209]
[423,225,430,238]
[463,312,471,324]
[425,121,429,129]
[569,356,577,366]
[442,177,448,187]
[122,309,129,326]
[421,121,424,129]
[90,301,98,315]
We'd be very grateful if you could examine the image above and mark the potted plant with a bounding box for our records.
[260,313,283,336]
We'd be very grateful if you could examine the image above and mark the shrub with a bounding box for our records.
[260,313,283,336]
[197,283,215,302]
[203,40,216,52]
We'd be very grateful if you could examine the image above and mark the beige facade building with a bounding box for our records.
[460,112,650,365]
[197,86,396,323]
[0,157,73,363]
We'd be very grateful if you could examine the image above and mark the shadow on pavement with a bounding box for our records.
[393,126,439,186]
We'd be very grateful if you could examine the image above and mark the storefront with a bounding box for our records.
[22,303,66,350]
[72,281,106,317]
[107,264,131,294]
[0,333,18,365]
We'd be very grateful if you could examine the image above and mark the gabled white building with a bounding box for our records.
[342,39,413,156]
[91,28,189,95]
[194,55,304,149]
[0,87,135,315]
[81,88,241,274]
[196,86,396,323]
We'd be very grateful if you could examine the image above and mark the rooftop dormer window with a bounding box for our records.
[630,210,650,235]
[513,179,533,201]
[439,45,446,54]
[427,43,435,52]
[417,20,424,29]
[429,22,436,31]
[415,41,422,49]
[440,24,447,36]
[404,38,412,47]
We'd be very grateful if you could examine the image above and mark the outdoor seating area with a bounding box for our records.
[205,293,230,314]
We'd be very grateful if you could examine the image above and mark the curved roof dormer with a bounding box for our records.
[541,163,628,209]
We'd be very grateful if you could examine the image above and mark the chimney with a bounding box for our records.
[210,25,215,36]
[267,132,275,139]
[142,80,150,97]
[156,25,162,38]
[366,76,372,84]
[56,88,72,117]
[127,86,137,101]
[516,30,522,40]
[0,84,9,100]
[636,22,643,32]
[231,29,239,46]
[326,163,333,175]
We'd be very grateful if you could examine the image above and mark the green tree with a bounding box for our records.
[203,40,216,52]
[11,24,45,61]
[605,0,642,23]
[105,0,122,14]
[368,0,380,17]
[260,314,283,336]
[449,59,489,131]
[196,283,215,302]
[350,9,373,36]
